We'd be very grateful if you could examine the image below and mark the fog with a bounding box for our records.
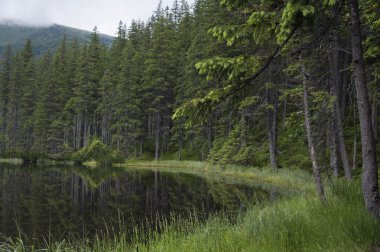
[0,0,194,36]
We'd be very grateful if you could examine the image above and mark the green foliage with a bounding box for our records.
[364,0,380,89]
[278,2,315,43]
[72,138,124,165]
[196,56,261,81]
[173,85,233,124]
[208,122,268,167]
[278,112,311,170]
[238,96,259,110]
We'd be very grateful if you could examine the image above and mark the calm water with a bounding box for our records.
[0,164,270,242]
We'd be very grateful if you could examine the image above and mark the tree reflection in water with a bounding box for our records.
[0,164,270,243]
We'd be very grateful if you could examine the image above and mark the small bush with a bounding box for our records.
[72,139,125,165]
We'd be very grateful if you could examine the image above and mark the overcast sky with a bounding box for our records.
[0,0,194,36]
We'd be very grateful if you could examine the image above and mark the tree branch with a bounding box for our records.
[228,28,297,96]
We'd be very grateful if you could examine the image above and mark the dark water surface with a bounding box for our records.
[0,164,270,242]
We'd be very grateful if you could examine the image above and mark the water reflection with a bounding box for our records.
[0,164,269,241]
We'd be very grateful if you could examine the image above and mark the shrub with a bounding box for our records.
[72,139,125,165]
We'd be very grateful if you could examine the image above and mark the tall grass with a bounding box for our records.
[131,179,380,252]
[1,179,379,251]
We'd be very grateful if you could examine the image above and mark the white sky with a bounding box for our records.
[0,0,194,36]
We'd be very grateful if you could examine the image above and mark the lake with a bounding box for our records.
[0,164,272,244]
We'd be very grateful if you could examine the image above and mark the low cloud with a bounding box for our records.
[0,0,194,36]
[0,0,54,26]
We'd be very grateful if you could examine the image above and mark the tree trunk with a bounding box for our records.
[83,114,88,147]
[139,137,143,157]
[330,36,352,180]
[340,50,350,119]
[77,115,82,149]
[178,124,183,161]
[125,128,129,158]
[372,91,378,142]
[228,111,232,135]
[240,113,247,148]
[160,135,165,158]
[282,76,288,128]
[207,119,212,151]
[302,63,326,201]
[267,88,278,169]
[195,139,198,161]
[353,115,357,170]
[349,0,380,219]
[93,112,97,138]
[273,90,278,153]
[330,117,340,177]
[155,124,160,161]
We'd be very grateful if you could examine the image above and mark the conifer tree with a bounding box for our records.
[143,4,177,160]
[33,52,53,152]
[0,45,12,152]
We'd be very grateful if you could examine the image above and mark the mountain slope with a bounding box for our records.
[0,22,114,55]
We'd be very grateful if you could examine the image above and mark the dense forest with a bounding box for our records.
[0,0,379,218]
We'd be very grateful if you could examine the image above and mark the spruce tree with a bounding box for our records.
[0,45,12,152]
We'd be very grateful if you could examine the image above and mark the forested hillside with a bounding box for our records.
[0,0,379,215]
[0,22,113,56]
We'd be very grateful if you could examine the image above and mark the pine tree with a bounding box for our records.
[114,20,146,156]
[19,39,36,151]
[87,27,106,140]
[6,39,35,151]
[143,5,177,160]
[48,36,71,152]
[33,51,53,152]
[0,45,12,152]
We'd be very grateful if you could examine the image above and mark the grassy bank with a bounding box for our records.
[129,180,380,252]
[119,160,315,193]
[0,158,23,164]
